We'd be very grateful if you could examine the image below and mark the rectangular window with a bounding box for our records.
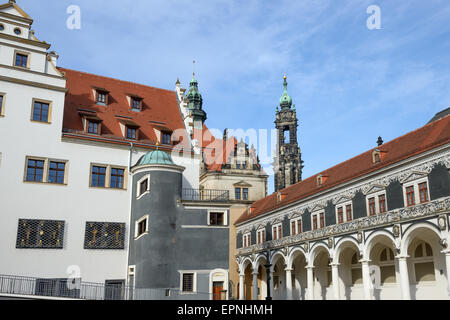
[419,182,429,204]
[337,207,344,224]
[272,224,282,240]
[88,121,99,134]
[243,188,249,200]
[32,101,50,123]
[25,157,68,185]
[291,221,296,236]
[139,179,148,197]
[110,168,125,189]
[297,220,302,234]
[91,166,106,188]
[319,213,325,229]
[406,186,415,207]
[182,274,194,293]
[84,222,125,250]
[136,217,148,238]
[272,226,277,240]
[26,159,45,182]
[243,233,251,248]
[235,188,241,200]
[313,215,318,230]
[346,205,353,222]
[131,98,142,111]
[209,212,224,226]
[16,219,65,249]
[15,53,28,68]
[48,161,66,184]
[126,127,137,140]
[96,91,107,105]
[162,132,171,145]
[257,229,265,244]
[368,198,376,216]
[379,194,387,213]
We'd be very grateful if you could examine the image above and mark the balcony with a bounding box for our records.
[182,189,230,202]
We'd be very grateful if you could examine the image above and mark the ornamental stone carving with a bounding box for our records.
[438,215,447,231]
[393,225,400,238]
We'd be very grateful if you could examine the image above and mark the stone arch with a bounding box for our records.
[363,230,396,260]
[287,246,307,269]
[308,242,331,267]
[239,257,253,275]
[335,237,361,261]
[253,254,268,271]
[400,222,442,256]
[270,250,287,271]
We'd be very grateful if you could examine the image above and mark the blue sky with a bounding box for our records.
[18,0,450,194]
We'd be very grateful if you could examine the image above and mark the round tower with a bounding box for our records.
[128,147,185,292]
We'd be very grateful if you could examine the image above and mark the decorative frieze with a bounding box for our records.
[237,150,450,234]
[236,196,450,257]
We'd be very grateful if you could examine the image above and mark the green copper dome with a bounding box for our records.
[186,74,203,111]
[279,75,293,109]
[138,148,175,166]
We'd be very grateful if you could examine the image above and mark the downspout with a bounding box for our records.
[126,142,134,290]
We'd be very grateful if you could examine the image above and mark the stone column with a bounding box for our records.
[331,263,340,300]
[397,256,411,300]
[285,268,293,300]
[252,272,259,301]
[445,251,450,297]
[361,260,372,300]
[306,266,314,300]
[239,274,245,300]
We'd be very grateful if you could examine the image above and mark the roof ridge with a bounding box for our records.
[58,67,176,94]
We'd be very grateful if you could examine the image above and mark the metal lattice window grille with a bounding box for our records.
[84,222,126,250]
[16,219,65,249]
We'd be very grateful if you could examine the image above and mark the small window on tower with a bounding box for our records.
[135,216,149,239]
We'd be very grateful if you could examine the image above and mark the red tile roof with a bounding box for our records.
[236,114,450,225]
[59,67,189,150]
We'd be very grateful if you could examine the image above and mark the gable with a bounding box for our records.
[0,2,33,21]
[400,171,428,184]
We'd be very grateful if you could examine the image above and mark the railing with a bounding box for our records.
[182,189,230,202]
[0,274,213,300]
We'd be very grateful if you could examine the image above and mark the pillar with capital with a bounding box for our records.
[285,268,293,300]
[239,273,245,300]
[252,271,259,300]
[330,263,340,300]
[397,256,411,300]
[306,266,314,300]
[361,260,373,300]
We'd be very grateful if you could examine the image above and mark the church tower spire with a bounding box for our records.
[273,75,304,192]
[185,72,207,129]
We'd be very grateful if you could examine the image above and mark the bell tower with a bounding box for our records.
[273,75,304,192]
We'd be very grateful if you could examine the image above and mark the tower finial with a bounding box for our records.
[193,60,196,80]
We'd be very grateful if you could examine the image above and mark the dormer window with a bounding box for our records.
[372,149,387,164]
[131,97,142,111]
[126,126,138,140]
[95,89,109,106]
[87,120,100,135]
[162,132,172,145]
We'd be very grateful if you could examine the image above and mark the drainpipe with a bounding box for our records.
[125,142,135,289]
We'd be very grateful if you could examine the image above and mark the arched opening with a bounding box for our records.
[254,256,268,300]
[404,226,446,300]
[243,264,253,300]
[271,253,287,300]
[338,243,363,300]
[291,250,307,300]
[369,242,398,300]
[312,247,332,300]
